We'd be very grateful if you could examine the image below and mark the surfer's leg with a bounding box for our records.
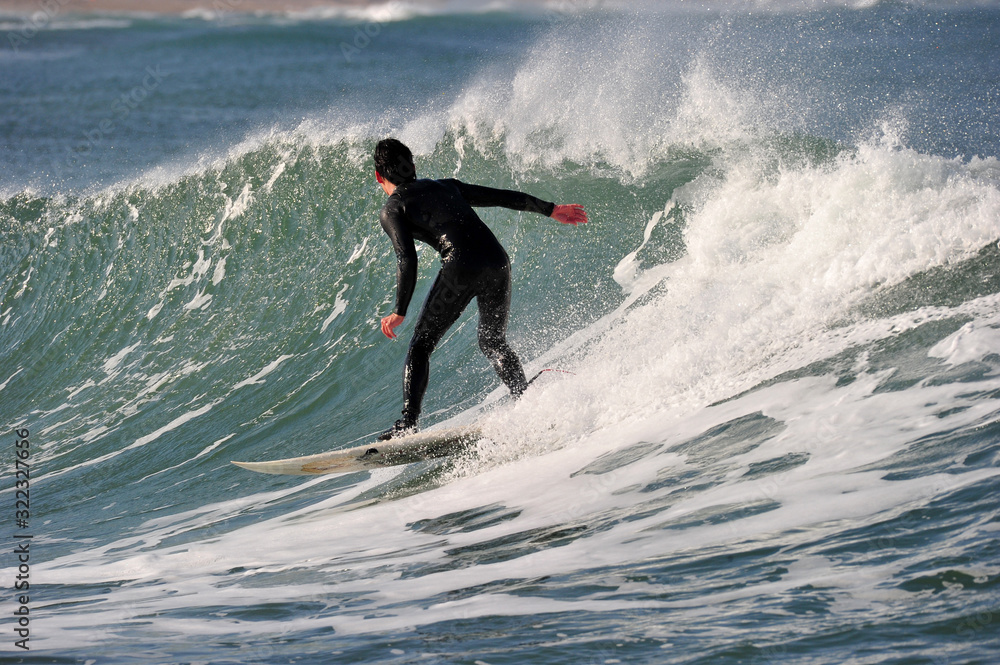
[476,262,528,397]
[396,266,476,427]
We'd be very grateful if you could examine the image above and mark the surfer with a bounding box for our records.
[374,138,587,440]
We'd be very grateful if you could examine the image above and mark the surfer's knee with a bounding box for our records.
[477,330,505,360]
[409,330,438,357]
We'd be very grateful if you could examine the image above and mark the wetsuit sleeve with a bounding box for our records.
[379,197,419,317]
[447,179,556,217]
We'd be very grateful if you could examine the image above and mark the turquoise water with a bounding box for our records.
[2,2,1000,663]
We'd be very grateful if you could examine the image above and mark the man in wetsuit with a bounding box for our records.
[374,138,587,440]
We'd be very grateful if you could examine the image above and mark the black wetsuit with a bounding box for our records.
[380,178,555,425]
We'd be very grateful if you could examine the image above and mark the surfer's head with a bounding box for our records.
[374,138,417,186]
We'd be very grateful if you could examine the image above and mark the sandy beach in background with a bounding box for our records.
[0,0,460,15]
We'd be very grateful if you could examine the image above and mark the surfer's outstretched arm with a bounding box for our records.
[447,179,588,225]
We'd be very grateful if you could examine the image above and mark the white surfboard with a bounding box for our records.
[231,426,480,476]
[232,369,571,476]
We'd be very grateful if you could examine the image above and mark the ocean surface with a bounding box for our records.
[2,1,1000,663]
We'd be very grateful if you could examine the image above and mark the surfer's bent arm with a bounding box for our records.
[380,199,418,318]
[448,179,588,226]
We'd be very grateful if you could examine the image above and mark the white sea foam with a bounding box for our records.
[462,124,1000,463]
[321,285,350,333]
[232,355,296,391]
[0,17,132,31]
[25,356,1000,648]
[929,317,1000,366]
[101,342,141,376]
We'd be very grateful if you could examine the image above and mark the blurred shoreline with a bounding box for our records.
[0,0,524,16]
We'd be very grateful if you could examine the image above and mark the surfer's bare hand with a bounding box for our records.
[551,204,588,226]
[381,313,405,339]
